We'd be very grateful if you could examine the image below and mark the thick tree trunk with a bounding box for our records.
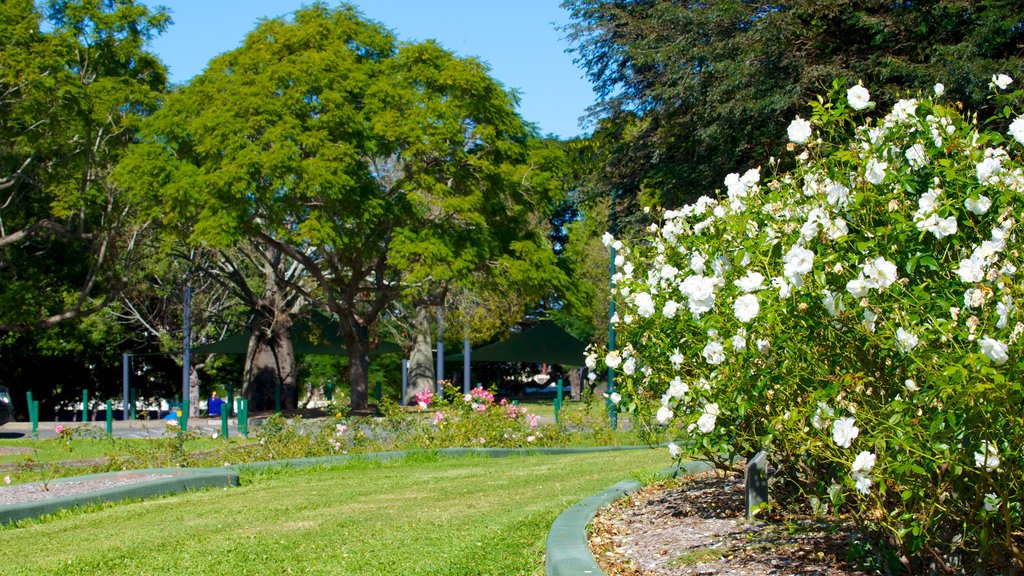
[406,305,435,404]
[243,318,296,411]
[344,324,371,412]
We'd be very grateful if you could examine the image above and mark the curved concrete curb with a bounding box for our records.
[545,459,714,576]
[0,467,239,525]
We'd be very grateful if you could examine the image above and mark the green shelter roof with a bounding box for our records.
[449,321,587,366]
[191,315,401,357]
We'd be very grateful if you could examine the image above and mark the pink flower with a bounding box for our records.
[335,424,348,435]
[414,389,434,410]
[3,475,10,485]
[433,411,445,425]
[527,435,536,443]
[55,425,65,435]
[527,414,541,429]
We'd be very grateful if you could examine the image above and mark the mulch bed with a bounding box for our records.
[589,470,877,576]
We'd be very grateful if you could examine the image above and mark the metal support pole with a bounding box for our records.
[105,400,113,435]
[401,358,409,405]
[555,378,564,428]
[122,353,130,421]
[221,409,228,439]
[182,285,192,415]
[436,306,444,397]
[82,389,88,422]
[463,337,471,394]
[375,380,382,401]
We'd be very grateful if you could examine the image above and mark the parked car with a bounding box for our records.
[0,386,12,425]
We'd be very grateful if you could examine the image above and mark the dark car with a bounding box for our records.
[0,386,12,425]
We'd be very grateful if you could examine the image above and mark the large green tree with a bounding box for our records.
[117,3,564,411]
[563,0,1024,218]
[0,0,168,332]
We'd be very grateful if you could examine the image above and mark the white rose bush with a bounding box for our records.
[596,79,1024,572]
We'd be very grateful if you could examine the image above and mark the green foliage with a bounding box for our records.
[562,0,1024,225]
[595,80,1024,571]
[0,0,169,331]
[116,3,566,410]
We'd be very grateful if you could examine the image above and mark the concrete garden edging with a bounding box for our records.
[544,459,714,576]
[0,467,239,524]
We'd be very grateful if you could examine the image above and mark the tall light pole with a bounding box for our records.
[182,284,192,412]
[607,188,618,429]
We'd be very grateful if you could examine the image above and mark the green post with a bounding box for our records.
[181,399,189,432]
[220,408,228,439]
[375,380,382,401]
[82,389,89,422]
[130,388,138,420]
[226,386,234,416]
[237,399,248,437]
[105,400,113,435]
[325,383,333,402]
[26,392,37,439]
[555,378,564,428]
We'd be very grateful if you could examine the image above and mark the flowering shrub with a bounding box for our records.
[594,78,1024,572]
[420,384,553,448]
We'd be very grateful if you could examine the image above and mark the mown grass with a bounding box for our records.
[0,436,242,466]
[0,449,666,575]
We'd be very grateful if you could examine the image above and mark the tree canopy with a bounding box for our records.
[563,0,1024,218]
[0,0,169,332]
[117,3,567,410]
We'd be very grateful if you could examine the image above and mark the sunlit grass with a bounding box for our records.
[0,449,667,575]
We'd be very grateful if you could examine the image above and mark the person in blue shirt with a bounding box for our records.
[208,390,226,417]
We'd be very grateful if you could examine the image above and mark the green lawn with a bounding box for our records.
[0,449,666,575]
[0,437,242,466]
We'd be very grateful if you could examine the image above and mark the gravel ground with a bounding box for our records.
[589,470,877,576]
[0,472,174,506]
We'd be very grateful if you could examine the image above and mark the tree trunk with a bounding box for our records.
[344,324,371,412]
[406,305,435,404]
[243,318,296,411]
[567,366,582,401]
[188,364,202,416]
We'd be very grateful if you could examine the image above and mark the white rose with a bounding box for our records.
[656,405,673,424]
[832,417,859,448]
[668,442,680,458]
[634,292,655,318]
[604,350,622,369]
[847,84,871,110]
[865,158,888,185]
[992,73,1013,90]
[610,392,621,405]
[964,195,992,215]
[1010,116,1024,145]
[934,83,945,96]
[851,451,876,475]
[896,327,919,352]
[979,337,1009,365]
[734,270,766,293]
[787,117,813,144]
[702,340,726,365]
[733,294,760,323]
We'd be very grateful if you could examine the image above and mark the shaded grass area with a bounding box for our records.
[0,449,666,575]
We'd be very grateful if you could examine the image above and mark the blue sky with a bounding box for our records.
[147,1,595,139]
